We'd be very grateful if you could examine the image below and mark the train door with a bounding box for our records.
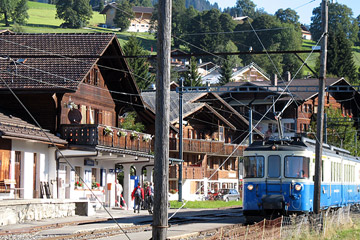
[266,155,282,194]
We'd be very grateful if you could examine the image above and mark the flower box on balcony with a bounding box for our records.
[103,126,113,136]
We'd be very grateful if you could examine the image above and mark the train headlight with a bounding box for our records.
[247,184,254,191]
[294,184,302,191]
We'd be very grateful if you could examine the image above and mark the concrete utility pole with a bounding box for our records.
[152,0,172,238]
[314,0,328,214]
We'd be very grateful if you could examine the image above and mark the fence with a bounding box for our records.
[198,206,356,240]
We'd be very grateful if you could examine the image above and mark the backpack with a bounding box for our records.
[135,187,142,199]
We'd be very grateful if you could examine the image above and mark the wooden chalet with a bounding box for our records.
[0,33,157,208]
[141,91,261,199]
[222,78,360,139]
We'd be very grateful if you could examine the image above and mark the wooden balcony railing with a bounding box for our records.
[169,165,205,179]
[169,138,244,157]
[61,124,153,154]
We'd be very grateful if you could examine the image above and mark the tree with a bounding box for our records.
[113,0,134,32]
[275,8,299,24]
[123,36,154,90]
[119,111,145,132]
[236,0,256,18]
[218,57,234,85]
[215,40,241,67]
[184,57,202,87]
[326,30,357,83]
[89,0,104,11]
[0,0,29,26]
[55,0,93,28]
[310,107,359,156]
[237,13,302,78]
[310,2,359,44]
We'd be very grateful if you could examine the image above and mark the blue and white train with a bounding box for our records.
[242,137,360,223]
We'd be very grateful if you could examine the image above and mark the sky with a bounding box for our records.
[208,0,360,25]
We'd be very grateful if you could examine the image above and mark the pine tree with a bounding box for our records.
[56,0,93,28]
[123,36,154,90]
[113,0,134,32]
[0,0,29,26]
[218,57,234,86]
[327,30,357,83]
[184,57,203,87]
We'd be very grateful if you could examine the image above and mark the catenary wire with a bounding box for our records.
[0,75,132,240]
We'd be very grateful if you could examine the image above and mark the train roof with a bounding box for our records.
[245,137,359,161]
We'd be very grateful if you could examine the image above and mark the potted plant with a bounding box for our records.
[75,181,83,189]
[92,182,100,189]
[117,130,127,137]
[143,134,152,142]
[103,126,113,136]
[130,131,139,140]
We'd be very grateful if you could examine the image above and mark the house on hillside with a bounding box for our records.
[141,90,263,200]
[221,77,360,139]
[301,25,312,40]
[0,33,161,213]
[100,3,154,32]
[202,62,270,85]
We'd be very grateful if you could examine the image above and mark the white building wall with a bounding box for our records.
[12,140,54,199]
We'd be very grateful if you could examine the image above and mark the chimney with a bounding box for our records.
[286,71,291,81]
[271,74,278,86]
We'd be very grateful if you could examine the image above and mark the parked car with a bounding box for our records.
[216,189,240,202]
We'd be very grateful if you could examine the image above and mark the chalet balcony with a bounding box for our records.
[169,138,244,157]
[169,165,205,179]
[206,169,237,180]
[60,124,153,154]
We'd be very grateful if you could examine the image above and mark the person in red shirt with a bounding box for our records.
[131,182,144,213]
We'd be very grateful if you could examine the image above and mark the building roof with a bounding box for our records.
[100,3,154,14]
[132,6,154,14]
[0,110,67,145]
[277,78,343,101]
[0,33,117,92]
[202,62,270,85]
[141,91,235,129]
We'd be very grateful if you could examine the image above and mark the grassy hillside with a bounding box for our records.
[0,1,156,51]
[301,39,360,72]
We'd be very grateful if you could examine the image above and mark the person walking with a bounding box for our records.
[115,180,123,207]
[131,182,144,213]
[145,182,154,214]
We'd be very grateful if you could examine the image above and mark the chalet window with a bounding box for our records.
[80,105,87,124]
[307,104,312,113]
[93,69,99,86]
[15,151,21,163]
[75,166,81,183]
[91,168,97,183]
[94,109,102,124]
[284,123,295,133]
[188,129,193,139]
[219,126,224,141]
[210,159,215,169]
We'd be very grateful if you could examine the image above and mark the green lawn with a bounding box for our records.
[170,200,242,209]
[0,1,157,50]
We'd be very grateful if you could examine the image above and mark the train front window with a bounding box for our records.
[284,156,309,178]
[268,155,281,178]
[244,156,264,178]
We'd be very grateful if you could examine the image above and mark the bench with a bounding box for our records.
[0,179,13,193]
[0,179,23,198]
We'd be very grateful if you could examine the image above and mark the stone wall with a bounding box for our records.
[0,201,75,226]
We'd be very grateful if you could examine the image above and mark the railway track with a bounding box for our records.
[0,208,244,240]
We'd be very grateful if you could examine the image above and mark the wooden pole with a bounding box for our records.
[314,0,328,214]
[152,0,172,238]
